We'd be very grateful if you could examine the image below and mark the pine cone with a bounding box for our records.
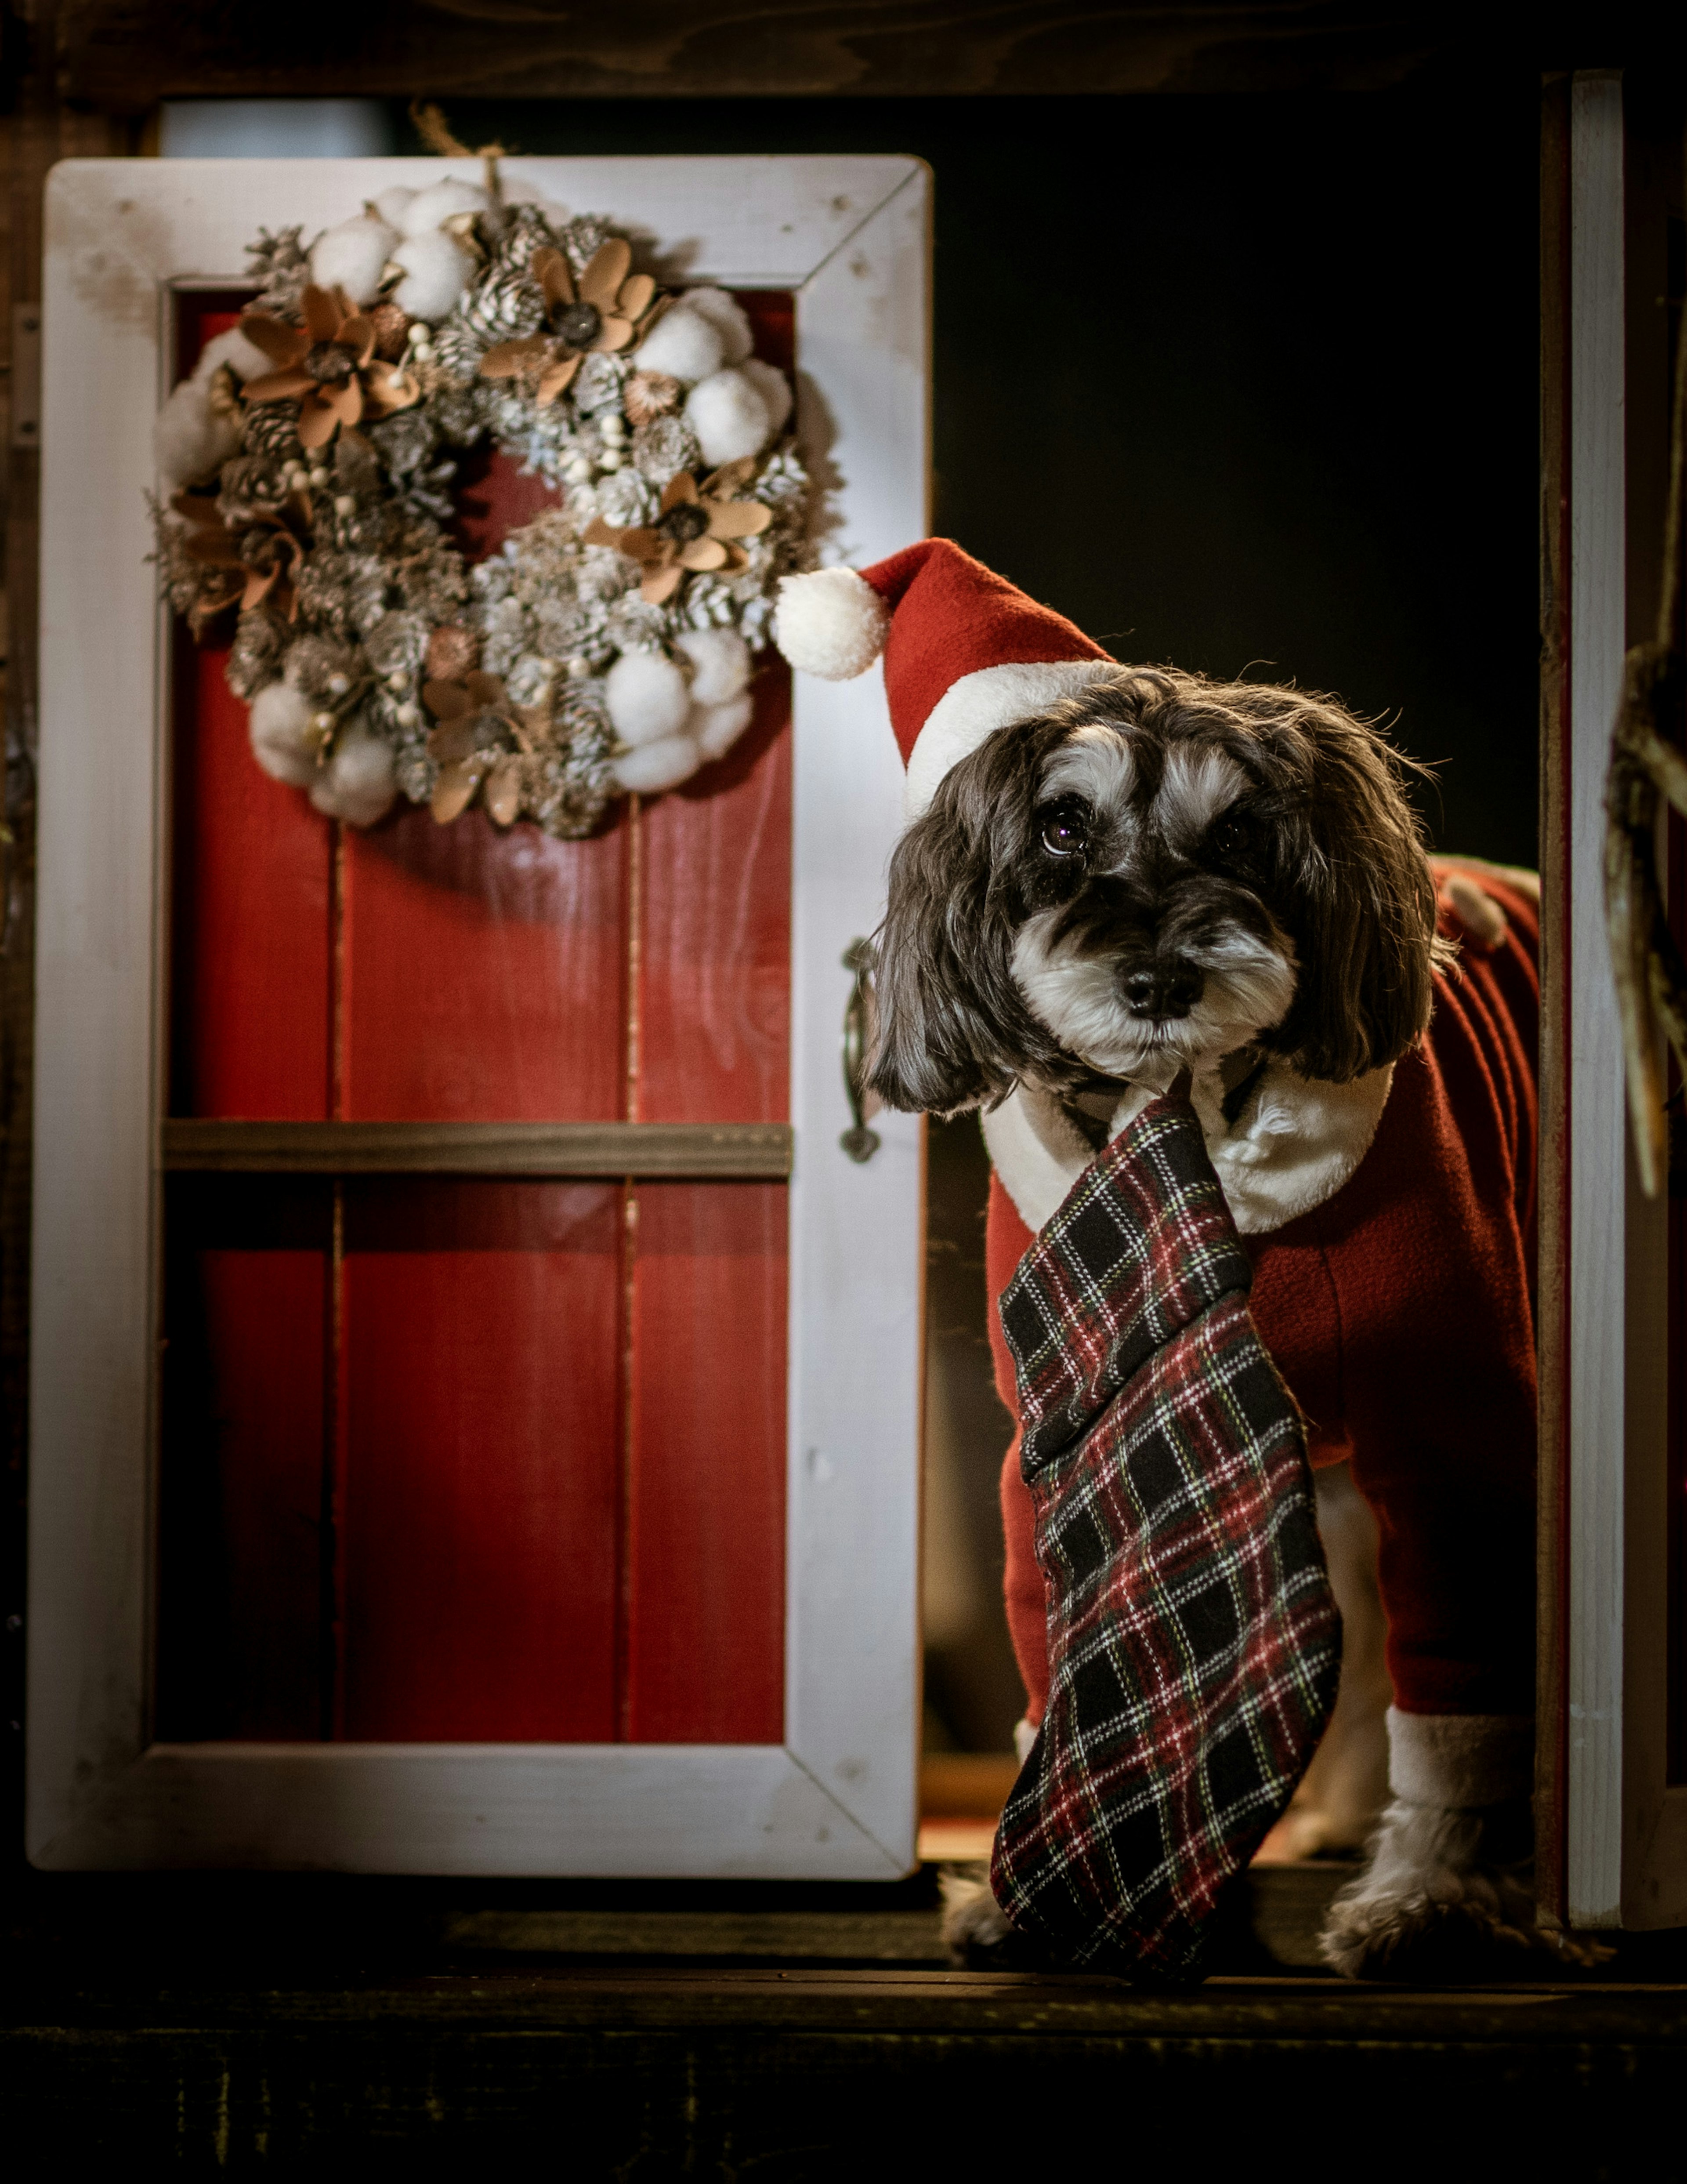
[458,265,544,347]
[242,401,304,463]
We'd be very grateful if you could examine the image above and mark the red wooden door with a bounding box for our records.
[157,294,793,1746]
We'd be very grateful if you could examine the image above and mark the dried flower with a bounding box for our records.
[241,285,420,451]
[583,465,771,606]
[625,370,681,428]
[422,668,551,825]
[478,242,656,408]
[173,487,313,621]
[426,624,479,681]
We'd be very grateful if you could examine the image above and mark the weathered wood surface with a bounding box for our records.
[0,0,130,1836]
[4,1866,1684,2166]
[55,1,1456,107]
[3,1957,1686,2170]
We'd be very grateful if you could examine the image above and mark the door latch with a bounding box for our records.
[840,937,880,1163]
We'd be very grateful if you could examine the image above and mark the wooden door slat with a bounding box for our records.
[163,1118,793,1176]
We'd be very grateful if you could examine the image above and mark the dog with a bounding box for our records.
[864,661,1582,1977]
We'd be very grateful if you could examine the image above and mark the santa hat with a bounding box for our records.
[773,538,1117,817]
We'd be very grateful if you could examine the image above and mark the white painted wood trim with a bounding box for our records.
[1565,75,1683,1930]
[1566,69,1630,1930]
[28,157,929,1876]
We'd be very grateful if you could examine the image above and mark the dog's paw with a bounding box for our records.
[938,1865,1045,1968]
[1318,1799,1615,1980]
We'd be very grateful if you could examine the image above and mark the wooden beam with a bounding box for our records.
[161,1118,794,1178]
[54,1,1454,109]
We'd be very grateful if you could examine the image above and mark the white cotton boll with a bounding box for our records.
[675,626,751,705]
[604,651,692,746]
[373,185,418,230]
[401,178,492,235]
[612,733,701,794]
[309,727,397,827]
[248,682,322,788]
[631,305,725,386]
[154,377,242,486]
[691,693,754,762]
[739,356,793,438]
[192,323,272,387]
[773,567,889,681]
[390,230,475,322]
[309,213,399,306]
[678,285,753,365]
[684,368,771,467]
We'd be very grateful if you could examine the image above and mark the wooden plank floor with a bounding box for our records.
[4,1866,1684,2177]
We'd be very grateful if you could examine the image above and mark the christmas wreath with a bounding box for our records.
[153,175,809,837]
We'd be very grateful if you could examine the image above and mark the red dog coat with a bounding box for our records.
[989,866,1540,1726]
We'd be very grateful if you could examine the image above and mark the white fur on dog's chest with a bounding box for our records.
[981,1058,1394,1237]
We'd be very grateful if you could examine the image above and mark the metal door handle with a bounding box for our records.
[840,938,881,1163]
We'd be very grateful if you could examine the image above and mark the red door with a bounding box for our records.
[157,293,795,1747]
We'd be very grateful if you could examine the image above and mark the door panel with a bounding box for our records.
[158,286,796,1747]
[625,1181,788,1742]
[343,813,629,1125]
[340,1179,623,1742]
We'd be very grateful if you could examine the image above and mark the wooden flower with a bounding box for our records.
[478,242,657,407]
[239,284,420,451]
[422,668,550,826]
[583,466,771,606]
[172,488,313,624]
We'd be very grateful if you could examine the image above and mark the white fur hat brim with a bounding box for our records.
[903,660,1118,818]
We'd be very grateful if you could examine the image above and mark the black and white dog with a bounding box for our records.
[864,663,1570,1976]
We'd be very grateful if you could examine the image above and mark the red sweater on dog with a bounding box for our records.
[989,869,1540,1723]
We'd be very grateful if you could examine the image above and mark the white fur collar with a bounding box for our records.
[980,1055,1394,1238]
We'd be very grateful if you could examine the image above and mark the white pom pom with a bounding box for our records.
[684,368,771,467]
[774,568,889,682]
[739,356,793,437]
[605,651,691,746]
[612,733,701,794]
[674,627,751,705]
[309,726,397,827]
[154,378,240,488]
[401,178,491,235]
[309,213,398,306]
[192,323,272,386]
[390,231,475,322]
[373,185,418,230]
[632,305,725,386]
[691,693,754,762]
[249,682,322,787]
[678,286,753,365]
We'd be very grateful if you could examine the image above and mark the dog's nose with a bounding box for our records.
[1122,964,1203,1019]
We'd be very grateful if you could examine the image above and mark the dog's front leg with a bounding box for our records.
[1319,1710,1609,1977]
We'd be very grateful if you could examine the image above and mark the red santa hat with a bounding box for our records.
[773,538,1117,817]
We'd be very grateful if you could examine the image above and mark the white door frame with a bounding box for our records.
[27,154,930,1875]
[1564,73,1687,1928]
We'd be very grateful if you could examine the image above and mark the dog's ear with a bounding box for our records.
[869,725,1065,1114]
[1267,706,1444,1083]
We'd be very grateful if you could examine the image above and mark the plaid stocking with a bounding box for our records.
[989,1089,1340,1980]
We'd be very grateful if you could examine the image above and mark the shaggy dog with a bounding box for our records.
[865,662,1577,1977]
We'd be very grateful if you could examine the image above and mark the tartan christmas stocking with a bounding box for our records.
[989,1088,1340,1980]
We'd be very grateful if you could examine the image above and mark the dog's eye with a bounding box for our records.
[1039,800,1090,858]
[1208,811,1250,860]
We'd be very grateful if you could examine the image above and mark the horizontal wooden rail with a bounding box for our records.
[162,1120,795,1179]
